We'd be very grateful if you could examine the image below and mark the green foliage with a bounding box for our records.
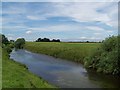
[0,34,9,47]
[15,38,25,49]
[4,45,12,53]
[84,36,120,75]
[36,38,60,42]
[1,34,9,45]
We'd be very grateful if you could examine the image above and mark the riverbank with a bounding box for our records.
[2,48,55,88]
[25,42,100,64]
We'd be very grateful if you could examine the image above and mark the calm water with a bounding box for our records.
[10,49,120,88]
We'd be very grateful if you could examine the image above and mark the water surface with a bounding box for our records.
[10,49,120,88]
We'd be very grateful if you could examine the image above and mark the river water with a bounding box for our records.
[10,49,120,88]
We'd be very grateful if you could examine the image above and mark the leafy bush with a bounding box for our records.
[4,45,12,53]
[15,38,25,49]
[84,36,120,75]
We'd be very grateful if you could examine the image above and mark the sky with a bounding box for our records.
[1,1,118,41]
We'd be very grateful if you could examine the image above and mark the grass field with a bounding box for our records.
[2,48,55,88]
[25,42,101,63]
[0,47,2,89]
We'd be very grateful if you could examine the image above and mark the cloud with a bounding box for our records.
[43,2,117,28]
[2,2,117,29]
[106,30,113,33]
[2,0,119,2]
[8,37,13,40]
[27,16,47,20]
[86,26,105,31]
[94,33,101,35]
[2,2,117,41]
[26,30,32,34]
[80,37,87,39]
[28,24,83,32]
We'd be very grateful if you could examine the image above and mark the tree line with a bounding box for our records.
[0,34,25,51]
[36,38,60,42]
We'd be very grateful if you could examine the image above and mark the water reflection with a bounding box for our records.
[10,49,120,88]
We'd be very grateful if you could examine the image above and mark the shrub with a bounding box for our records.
[15,38,25,49]
[84,36,120,75]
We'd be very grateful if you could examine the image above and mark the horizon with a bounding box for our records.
[1,1,118,42]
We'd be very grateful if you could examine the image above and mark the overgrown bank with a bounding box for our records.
[84,36,120,75]
[1,34,55,88]
[2,47,55,88]
[25,36,120,75]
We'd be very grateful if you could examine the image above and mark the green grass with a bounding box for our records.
[0,47,2,89]
[25,42,101,63]
[2,48,55,88]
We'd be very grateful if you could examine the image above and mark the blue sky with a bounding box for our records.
[1,1,118,41]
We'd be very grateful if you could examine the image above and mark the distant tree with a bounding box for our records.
[1,34,9,45]
[10,40,15,42]
[51,39,56,42]
[10,40,14,43]
[86,41,89,43]
[56,39,60,42]
[51,39,60,42]
[36,38,42,42]
[42,38,50,42]
[36,38,60,42]
[15,38,25,49]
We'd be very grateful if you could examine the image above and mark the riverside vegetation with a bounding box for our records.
[1,34,120,88]
[25,36,120,75]
[1,34,55,88]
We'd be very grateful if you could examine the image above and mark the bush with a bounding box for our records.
[15,38,25,49]
[84,36,120,75]
[4,45,12,53]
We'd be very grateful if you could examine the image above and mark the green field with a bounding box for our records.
[25,42,101,63]
[2,48,55,88]
[0,47,2,89]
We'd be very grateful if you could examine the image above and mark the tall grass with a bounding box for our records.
[25,42,100,63]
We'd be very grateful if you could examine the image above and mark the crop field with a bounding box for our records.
[25,42,101,63]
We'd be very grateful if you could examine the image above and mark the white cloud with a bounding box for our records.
[28,24,83,32]
[107,30,113,33]
[3,2,118,29]
[8,37,13,40]
[27,16,47,20]
[26,30,32,34]
[44,2,118,28]
[17,37,22,39]
[2,0,119,2]
[86,26,105,31]
[94,33,101,35]
[80,37,87,39]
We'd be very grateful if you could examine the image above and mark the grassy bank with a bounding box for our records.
[2,48,55,88]
[25,42,100,63]
[0,47,2,89]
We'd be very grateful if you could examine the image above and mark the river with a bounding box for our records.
[10,49,120,88]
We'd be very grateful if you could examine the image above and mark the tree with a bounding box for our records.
[52,39,60,42]
[42,38,50,42]
[86,41,89,43]
[36,38,60,42]
[36,38,42,42]
[15,38,25,49]
[1,34,9,45]
[10,40,14,43]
